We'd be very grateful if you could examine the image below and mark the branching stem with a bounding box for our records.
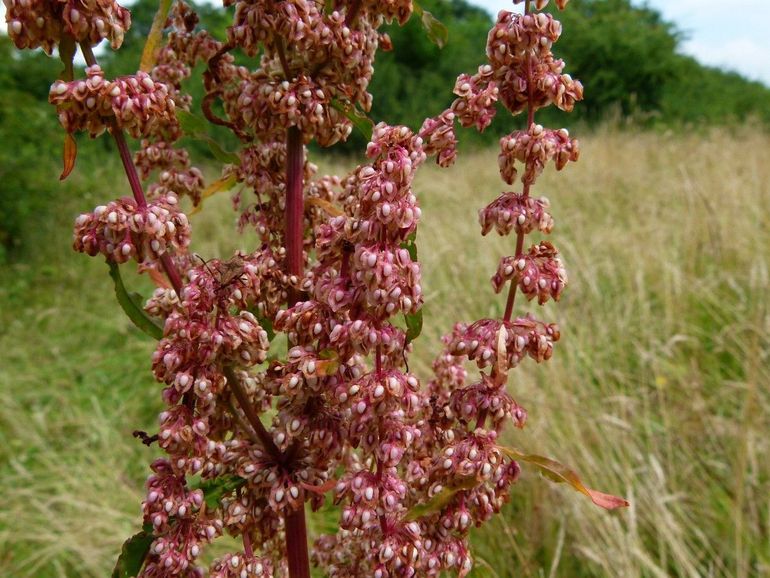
[79,42,184,297]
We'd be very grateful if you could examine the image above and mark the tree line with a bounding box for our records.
[2,0,769,258]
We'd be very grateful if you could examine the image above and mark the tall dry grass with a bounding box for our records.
[1,127,768,577]
[412,127,770,577]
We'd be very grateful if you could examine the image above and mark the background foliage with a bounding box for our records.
[2,0,770,259]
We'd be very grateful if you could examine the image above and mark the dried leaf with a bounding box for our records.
[499,446,629,510]
[60,133,77,180]
[300,478,337,495]
[191,175,238,215]
[140,0,173,72]
[495,323,508,374]
[306,197,343,217]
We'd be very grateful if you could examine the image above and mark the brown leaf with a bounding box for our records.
[499,446,629,510]
[306,197,343,217]
[148,268,171,289]
[60,133,77,180]
[191,175,238,215]
[140,0,173,72]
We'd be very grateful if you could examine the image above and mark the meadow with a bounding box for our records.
[0,127,768,577]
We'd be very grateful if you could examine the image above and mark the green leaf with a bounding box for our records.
[405,309,423,345]
[194,475,246,510]
[499,446,629,510]
[140,0,173,73]
[207,139,241,165]
[330,99,374,142]
[258,315,275,342]
[401,231,418,261]
[401,232,422,345]
[176,109,209,136]
[406,477,478,520]
[111,524,154,578]
[412,2,449,48]
[177,110,240,164]
[108,262,164,340]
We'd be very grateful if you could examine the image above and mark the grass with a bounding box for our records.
[1,127,768,577]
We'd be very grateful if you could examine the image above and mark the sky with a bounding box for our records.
[470,0,770,85]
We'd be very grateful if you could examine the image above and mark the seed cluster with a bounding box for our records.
[9,0,589,575]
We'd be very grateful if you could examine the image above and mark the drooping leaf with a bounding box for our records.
[499,446,629,510]
[330,99,374,142]
[412,2,449,48]
[194,475,246,510]
[140,0,173,72]
[111,524,154,578]
[406,477,478,520]
[191,174,238,215]
[108,261,164,340]
[60,133,77,180]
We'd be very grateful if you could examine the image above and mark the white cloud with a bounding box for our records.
[684,37,770,84]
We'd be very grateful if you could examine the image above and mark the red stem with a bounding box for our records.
[282,123,311,577]
[285,126,305,306]
[285,501,311,578]
[502,0,535,323]
[502,231,525,322]
[243,530,255,559]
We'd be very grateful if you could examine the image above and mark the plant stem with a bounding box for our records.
[285,501,311,578]
[502,231,525,322]
[282,123,311,577]
[285,126,305,306]
[224,365,282,462]
[79,42,184,297]
[502,0,535,323]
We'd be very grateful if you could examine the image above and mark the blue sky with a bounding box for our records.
[470,0,770,85]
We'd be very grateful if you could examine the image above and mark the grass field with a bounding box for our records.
[1,127,768,577]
